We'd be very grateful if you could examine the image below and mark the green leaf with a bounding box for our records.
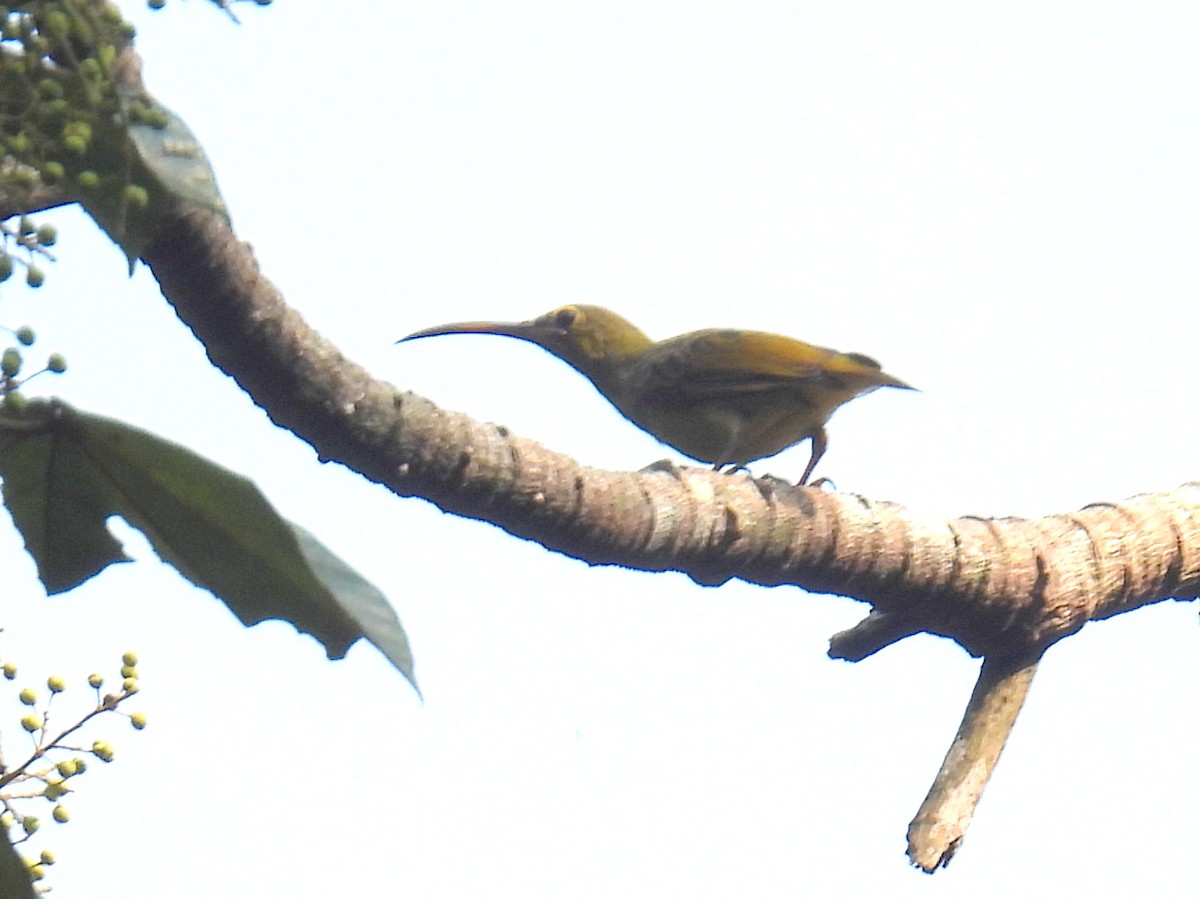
[0,823,37,899]
[0,401,417,693]
[123,90,228,221]
[0,407,130,591]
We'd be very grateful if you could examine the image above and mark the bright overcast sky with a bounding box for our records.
[0,2,1197,896]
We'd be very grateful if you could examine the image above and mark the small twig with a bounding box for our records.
[907,650,1042,871]
[0,693,129,790]
[828,609,926,661]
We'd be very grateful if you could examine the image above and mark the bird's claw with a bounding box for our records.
[805,476,837,491]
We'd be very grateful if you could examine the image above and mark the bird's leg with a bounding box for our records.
[797,429,828,486]
[712,444,751,475]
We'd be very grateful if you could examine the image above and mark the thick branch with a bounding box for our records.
[1,40,1192,661]
[0,22,1190,879]
[135,202,1200,659]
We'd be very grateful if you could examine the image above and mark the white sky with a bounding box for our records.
[0,2,1196,896]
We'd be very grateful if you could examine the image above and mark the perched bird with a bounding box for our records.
[399,304,912,484]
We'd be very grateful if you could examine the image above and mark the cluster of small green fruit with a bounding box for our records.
[0,650,145,888]
[0,1,140,192]
[0,214,57,291]
[0,0,153,314]
[0,314,67,410]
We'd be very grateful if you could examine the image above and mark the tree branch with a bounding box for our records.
[907,651,1041,871]
[129,202,1200,660]
[2,33,1197,871]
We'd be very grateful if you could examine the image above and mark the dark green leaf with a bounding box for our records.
[290,523,416,687]
[0,406,130,592]
[0,824,37,899]
[0,401,417,693]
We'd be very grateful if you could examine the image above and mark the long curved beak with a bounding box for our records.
[397,319,553,344]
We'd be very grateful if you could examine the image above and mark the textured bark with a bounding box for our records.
[3,38,1199,870]
[126,203,1200,866]
[129,203,1200,661]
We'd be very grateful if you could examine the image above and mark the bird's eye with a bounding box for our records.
[554,307,578,330]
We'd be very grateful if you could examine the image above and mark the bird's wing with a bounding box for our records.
[639,329,897,402]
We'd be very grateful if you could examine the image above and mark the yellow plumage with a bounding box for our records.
[399,304,912,484]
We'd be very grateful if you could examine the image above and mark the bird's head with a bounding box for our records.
[399,304,653,381]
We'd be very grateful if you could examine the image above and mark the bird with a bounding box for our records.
[398,304,913,485]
